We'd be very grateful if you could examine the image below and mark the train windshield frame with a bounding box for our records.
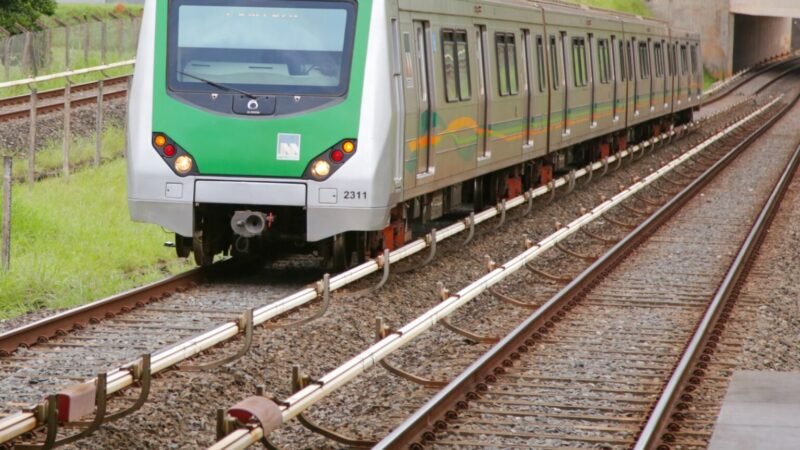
[167,0,358,97]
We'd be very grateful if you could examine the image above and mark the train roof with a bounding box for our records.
[475,0,700,40]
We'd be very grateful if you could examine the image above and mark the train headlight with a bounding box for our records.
[174,155,194,175]
[303,139,356,182]
[311,160,331,179]
[153,134,167,148]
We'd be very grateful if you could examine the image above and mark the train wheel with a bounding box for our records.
[192,230,215,266]
[175,234,192,258]
[327,232,366,272]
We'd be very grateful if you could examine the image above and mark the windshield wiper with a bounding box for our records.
[178,71,257,99]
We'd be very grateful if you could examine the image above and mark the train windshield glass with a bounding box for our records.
[168,1,357,96]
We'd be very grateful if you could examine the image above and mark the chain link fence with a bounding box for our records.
[0,12,142,84]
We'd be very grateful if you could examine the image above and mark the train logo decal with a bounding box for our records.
[277,134,301,161]
[247,99,259,111]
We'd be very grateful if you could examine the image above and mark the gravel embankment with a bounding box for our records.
[26,105,750,449]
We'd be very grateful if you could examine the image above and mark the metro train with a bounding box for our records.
[127,0,703,268]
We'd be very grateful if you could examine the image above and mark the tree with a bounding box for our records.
[0,0,57,32]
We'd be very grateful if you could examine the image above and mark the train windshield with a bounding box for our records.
[168,0,357,96]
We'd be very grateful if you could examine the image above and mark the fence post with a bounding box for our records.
[17,24,32,75]
[92,15,107,64]
[111,13,123,57]
[0,27,9,80]
[2,156,11,272]
[28,86,37,184]
[35,19,51,69]
[53,18,69,71]
[63,80,71,179]
[95,78,104,166]
[81,17,92,67]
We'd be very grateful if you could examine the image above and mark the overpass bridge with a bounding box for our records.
[647,0,800,77]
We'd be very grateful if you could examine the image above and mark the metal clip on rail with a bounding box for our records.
[485,253,540,309]
[290,367,377,448]
[462,213,476,245]
[438,279,500,344]
[375,318,448,388]
[497,200,507,228]
[181,309,255,370]
[583,163,594,186]
[522,237,574,283]
[565,170,577,195]
[523,189,535,216]
[553,223,599,262]
[349,249,392,298]
[17,355,152,449]
[266,274,332,329]
[546,180,556,204]
[395,229,437,274]
[576,208,619,244]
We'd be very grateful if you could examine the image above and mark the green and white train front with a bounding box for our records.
[127,0,399,263]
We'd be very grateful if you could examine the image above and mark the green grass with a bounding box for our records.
[564,0,653,16]
[0,158,193,319]
[51,4,144,22]
[10,126,127,181]
[704,69,719,90]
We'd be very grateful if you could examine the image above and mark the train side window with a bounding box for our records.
[666,43,674,76]
[690,45,698,75]
[654,42,664,78]
[496,34,509,95]
[638,41,651,79]
[536,35,546,92]
[456,32,471,100]
[680,45,688,75]
[495,32,519,96]
[550,35,560,90]
[626,41,633,82]
[571,37,588,87]
[442,30,472,102]
[442,30,459,102]
[598,38,610,84]
[508,34,519,94]
[618,41,626,81]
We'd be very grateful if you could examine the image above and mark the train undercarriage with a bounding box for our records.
[180,111,693,270]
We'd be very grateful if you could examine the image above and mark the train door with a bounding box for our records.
[475,25,490,159]
[588,33,596,127]
[560,31,569,136]
[523,29,534,150]
[648,39,655,112]
[610,35,620,122]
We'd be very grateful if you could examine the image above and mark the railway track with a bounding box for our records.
[699,56,800,118]
[0,75,129,123]
[205,94,788,448]
[0,68,794,449]
[375,81,800,449]
[0,98,752,449]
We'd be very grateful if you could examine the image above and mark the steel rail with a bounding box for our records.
[0,267,207,356]
[0,75,129,108]
[0,60,135,90]
[703,55,800,106]
[0,97,753,446]
[375,92,794,450]
[0,76,130,123]
[634,103,800,450]
[208,98,782,450]
[0,110,713,446]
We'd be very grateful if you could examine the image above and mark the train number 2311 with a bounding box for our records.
[343,191,368,200]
